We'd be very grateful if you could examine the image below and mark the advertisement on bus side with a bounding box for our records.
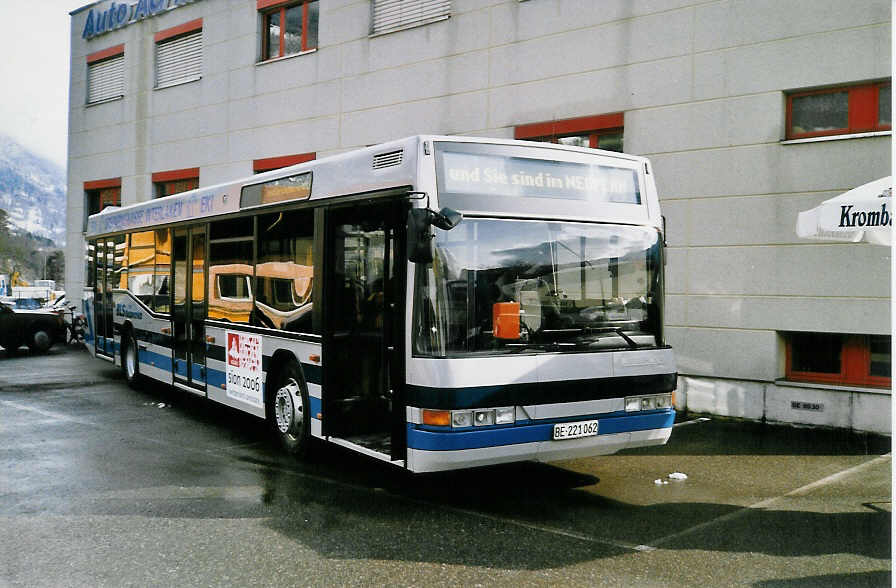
[225,331,263,409]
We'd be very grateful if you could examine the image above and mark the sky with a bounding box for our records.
[0,0,92,167]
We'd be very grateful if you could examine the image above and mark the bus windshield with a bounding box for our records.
[413,219,663,357]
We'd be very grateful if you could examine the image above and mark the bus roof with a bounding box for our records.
[85,135,649,238]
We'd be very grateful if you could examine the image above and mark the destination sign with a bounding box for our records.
[439,150,641,204]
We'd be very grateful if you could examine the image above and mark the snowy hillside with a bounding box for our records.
[0,134,66,245]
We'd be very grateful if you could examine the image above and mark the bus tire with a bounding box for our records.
[269,359,311,456]
[122,331,142,390]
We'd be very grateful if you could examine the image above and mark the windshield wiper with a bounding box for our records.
[504,341,578,354]
[542,326,640,349]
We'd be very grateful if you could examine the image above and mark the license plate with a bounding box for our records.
[553,420,599,440]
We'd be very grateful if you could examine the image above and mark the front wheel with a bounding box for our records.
[268,359,311,456]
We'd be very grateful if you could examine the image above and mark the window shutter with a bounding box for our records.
[87,55,124,103]
[155,30,202,88]
[371,0,451,35]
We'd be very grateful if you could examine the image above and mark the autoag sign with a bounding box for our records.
[81,0,201,40]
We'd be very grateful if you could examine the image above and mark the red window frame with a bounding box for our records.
[86,44,124,65]
[259,0,316,61]
[154,18,203,43]
[785,333,890,389]
[786,81,891,140]
[152,168,199,198]
[85,178,122,214]
[253,152,316,173]
[515,113,624,149]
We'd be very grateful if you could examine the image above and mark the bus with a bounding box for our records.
[83,136,676,473]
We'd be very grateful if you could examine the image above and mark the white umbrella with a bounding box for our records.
[796,177,892,245]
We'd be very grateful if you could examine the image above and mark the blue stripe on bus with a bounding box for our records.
[310,396,321,418]
[207,366,225,390]
[139,348,173,372]
[406,410,675,451]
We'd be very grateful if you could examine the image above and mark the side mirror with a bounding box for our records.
[432,207,462,231]
[407,208,434,264]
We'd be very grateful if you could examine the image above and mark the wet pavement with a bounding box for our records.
[0,344,891,587]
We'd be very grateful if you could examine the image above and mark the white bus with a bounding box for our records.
[84,136,676,472]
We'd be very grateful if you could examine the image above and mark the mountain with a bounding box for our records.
[0,134,66,246]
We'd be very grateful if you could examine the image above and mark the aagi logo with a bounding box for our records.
[227,333,240,367]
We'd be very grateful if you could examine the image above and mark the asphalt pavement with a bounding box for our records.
[0,344,890,587]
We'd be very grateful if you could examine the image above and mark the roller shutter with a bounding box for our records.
[156,30,202,88]
[371,0,451,35]
[87,55,124,104]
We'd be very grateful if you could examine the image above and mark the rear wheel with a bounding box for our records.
[122,332,142,389]
[268,359,311,456]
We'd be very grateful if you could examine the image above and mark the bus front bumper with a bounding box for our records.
[405,410,674,473]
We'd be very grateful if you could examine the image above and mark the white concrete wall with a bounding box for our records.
[66,0,892,430]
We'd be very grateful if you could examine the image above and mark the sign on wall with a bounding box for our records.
[226,331,263,409]
[82,0,200,40]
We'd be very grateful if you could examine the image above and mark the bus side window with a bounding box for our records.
[208,218,254,324]
[154,229,171,313]
[256,210,315,333]
[127,231,156,308]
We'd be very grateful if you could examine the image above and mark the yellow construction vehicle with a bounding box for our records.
[10,270,29,288]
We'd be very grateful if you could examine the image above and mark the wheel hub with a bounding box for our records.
[274,379,303,435]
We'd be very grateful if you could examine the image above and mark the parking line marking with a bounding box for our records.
[647,453,891,549]
[428,503,649,553]
[673,417,711,428]
[0,400,89,424]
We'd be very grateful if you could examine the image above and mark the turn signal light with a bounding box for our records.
[422,409,451,426]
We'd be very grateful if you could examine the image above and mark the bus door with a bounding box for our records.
[94,238,114,358]
[172,226,207,392]
[322,199,406,461]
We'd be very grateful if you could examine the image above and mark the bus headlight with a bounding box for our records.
[473,410,495,426]
[452,411,472,428]
[625,394,673,412]
[495,407,515,424]
[446,407,515,428]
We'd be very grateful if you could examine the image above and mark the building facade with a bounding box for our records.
[66,0,892,433]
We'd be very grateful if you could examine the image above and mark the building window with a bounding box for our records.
[84,178,121,230]
[786,81,891,139]
[155,19,203,89]
[152,168,199,198]
[86,45,124,104]
[515,113,625,152]
[253,152,316,173]
[371,0,450,36]
[259,1,319,61]
[785,332,891,388]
